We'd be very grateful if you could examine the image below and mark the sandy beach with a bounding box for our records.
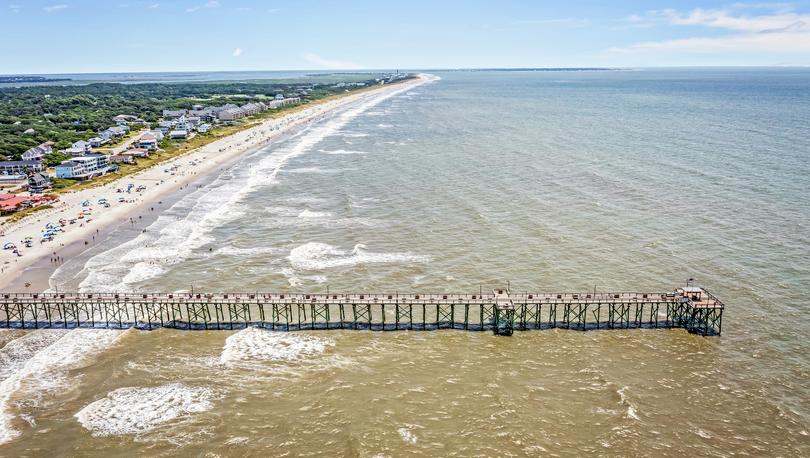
[0,75,427,292]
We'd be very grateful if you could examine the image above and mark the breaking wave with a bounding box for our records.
[0,330,125,445]
[220,328,332,365]
[297,209,332,219]
[320,149,369,155]
[75,383,216,437]
[287,242,430,271]
[338,132,370,138]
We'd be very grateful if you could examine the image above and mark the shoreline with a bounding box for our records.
[0,74,429,292]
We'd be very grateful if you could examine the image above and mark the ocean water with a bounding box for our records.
[2,69,810,455]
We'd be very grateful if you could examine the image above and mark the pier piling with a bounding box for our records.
[0,286,724,336]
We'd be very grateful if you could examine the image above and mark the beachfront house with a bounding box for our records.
[169,129,189,139]
[0,160,45,175]
[197,123,211,133]
[55,154,113,180]
[110,154,135,165]
[137,133,158,150]
[28,172,51,191]
[127,148,150,158]
[21,142,53,161]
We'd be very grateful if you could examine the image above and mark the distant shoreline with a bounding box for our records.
[0,76,71,84]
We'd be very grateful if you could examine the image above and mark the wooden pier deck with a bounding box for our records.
[0,286,724,336]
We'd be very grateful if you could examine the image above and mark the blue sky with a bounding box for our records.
[2,1,810,73]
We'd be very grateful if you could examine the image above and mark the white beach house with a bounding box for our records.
[55,154,113,180]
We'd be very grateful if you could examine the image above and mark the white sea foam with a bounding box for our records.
[339,132,369,138]
[297,209,332,219]
[398,427,418,444]
[287,242,430,271]
[377,123,393,128]
[283,196,327,205]
[283,167,333,174]
[0,330,125,445]
[75,384,216,437]
[320,149,369,155]
[216,245,284,257]
[617,386,640,421]
[220,327,332,365]
[265,205,304,217]
[280,268,330,287]
[0,331,66,381]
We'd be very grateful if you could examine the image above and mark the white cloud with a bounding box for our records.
[232,47,243,57]
[9,4,21,13]
[653,7,810,32]
[148,3,160,9]
[617,31,810,53]
[610,6,810,55]
[43,4,68,13]
[186,0,219,13]
[302,53,362,69]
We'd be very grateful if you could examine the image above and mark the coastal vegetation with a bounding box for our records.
[0,74,402,161]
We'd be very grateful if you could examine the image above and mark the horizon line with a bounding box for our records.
[3,65,810,77]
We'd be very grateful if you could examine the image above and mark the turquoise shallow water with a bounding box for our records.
[2,69,809,455]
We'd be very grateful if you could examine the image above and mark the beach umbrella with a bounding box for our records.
[3,242,15,249]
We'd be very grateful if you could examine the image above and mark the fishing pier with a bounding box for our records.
[0,286,724,336]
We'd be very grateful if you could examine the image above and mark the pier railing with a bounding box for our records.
[0,287,724,336]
